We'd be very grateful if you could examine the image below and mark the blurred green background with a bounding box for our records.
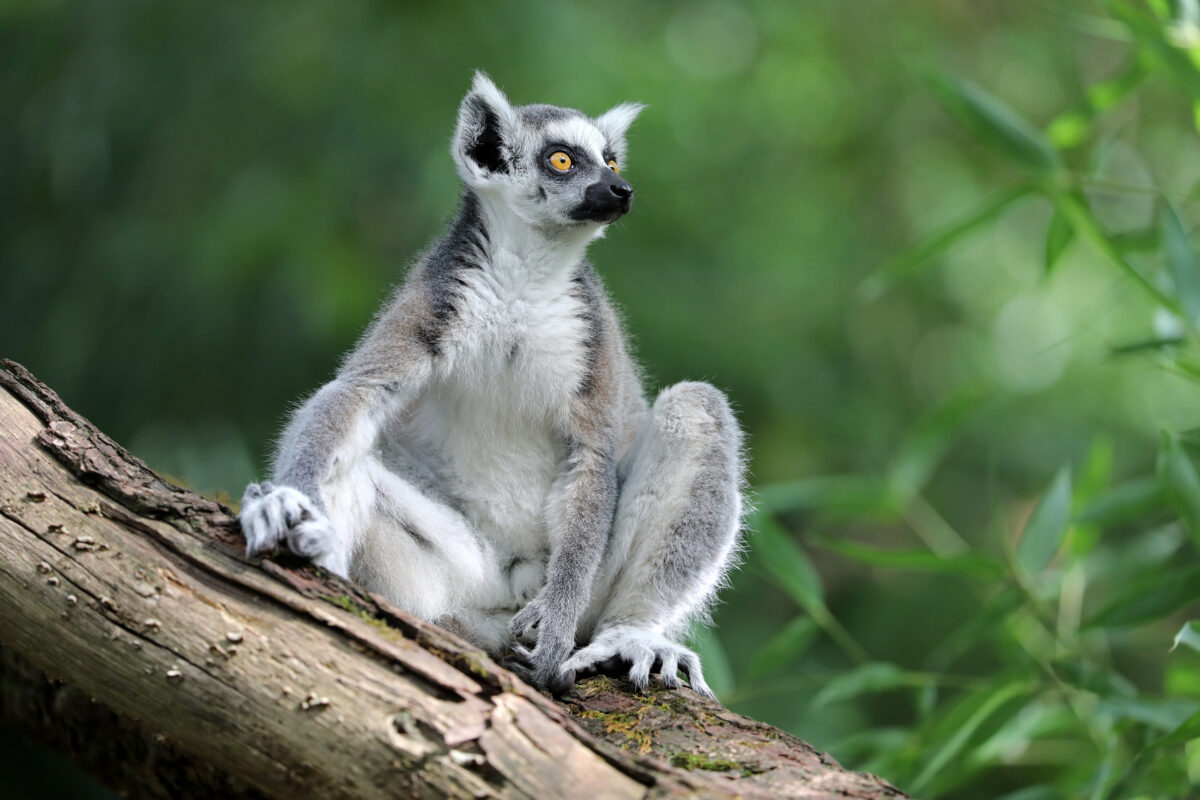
[5,0,1200,797]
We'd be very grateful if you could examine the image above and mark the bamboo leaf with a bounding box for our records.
[1085,564,1200,628]
[924,71,1060,170]
[1146,708,1200,751]
[1158,431,1200,552]
[887,390,985,504]
[1109,335,1185,356]
[1163,200,1200,325]
[751,617,819,678]
[909,681,1030,793]
[1074,476,1167,527]
[859,187,1033,300]
[814,662,909,707]
[755,475,894,517]
[752,513,824,614]
[1111,2,1200,99]
[1050,190,1179,311]
[1171,620,1200,653]
[1098,696,1200,731]
[1045,206,1075,272]
[815,536,1004,578]
[1015,467,1073,574]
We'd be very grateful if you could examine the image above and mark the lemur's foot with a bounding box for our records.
[509,594,577,695]
[239,483,347,576]
[561,626,713,697]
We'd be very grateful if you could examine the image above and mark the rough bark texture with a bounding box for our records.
[0,359,905,800]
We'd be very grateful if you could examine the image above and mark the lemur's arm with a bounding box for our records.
[241,288,435,572]
[270,377,409,509]
[275,290,434,498]
[510,435,618,689]
[510,279,628,689]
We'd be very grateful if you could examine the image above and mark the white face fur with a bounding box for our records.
[451,72,645,233]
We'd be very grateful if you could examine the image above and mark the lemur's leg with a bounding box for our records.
[240,366,521,645]
[243,444,518,649]
[566,382,744,696]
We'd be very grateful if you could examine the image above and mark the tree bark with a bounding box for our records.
[0,359,905,800]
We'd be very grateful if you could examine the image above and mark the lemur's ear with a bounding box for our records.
[594,102,645,161]
[453,72,516,182]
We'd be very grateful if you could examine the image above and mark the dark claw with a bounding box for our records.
[506,659,535,684]
[548,668,576,696]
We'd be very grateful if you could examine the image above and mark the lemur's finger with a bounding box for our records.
[679,652,713,698]
[561,643,616,674]
[626,644,655,691]
[658,651,681,689]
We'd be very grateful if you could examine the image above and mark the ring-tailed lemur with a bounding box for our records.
[240,73,745,695]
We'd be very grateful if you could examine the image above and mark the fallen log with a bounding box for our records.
[0,359,904,799]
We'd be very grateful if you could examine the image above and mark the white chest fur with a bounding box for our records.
[400,249,591,555]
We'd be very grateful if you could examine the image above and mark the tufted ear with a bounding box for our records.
[452,72,517,183]
[594,102,645,161]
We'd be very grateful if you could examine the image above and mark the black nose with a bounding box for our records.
[610,180,633,200]
[569,171,635,222]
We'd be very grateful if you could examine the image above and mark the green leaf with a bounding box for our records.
[927,589,1023,671]
[1172,620,1200,653]
[1085,564,1200,628]
[1112,3,1200,99]
[1158,431,1200,552]
[1074,476,1167,527]
[750,616,819,678]
[1077,435,1114,504]
[1098,696,1200,731]
[814,662,909,707]
[859,186,1033,300]
[1045,206,1075,272]
[1163,200,1200,325]
[1050,191,1179,311]
[752,513,824,614]
[909,681,1030,794]
[924,71,1060,170]
[814,536,1004,578]
[1110,226,1162,254]
[1109,335,1186,356]
[1146,708,1200,751]
[754,475,893,517]
[1086,60,1146,113]
[887,390,985,504]
[829,727,911,762]
[1015,467,1073,574]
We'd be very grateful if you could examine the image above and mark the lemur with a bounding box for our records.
[239,73,745,695]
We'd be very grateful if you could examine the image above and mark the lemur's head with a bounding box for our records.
[451,72,644,231]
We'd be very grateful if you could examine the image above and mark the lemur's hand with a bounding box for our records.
[509,593,576,694]
[239,483,348,577]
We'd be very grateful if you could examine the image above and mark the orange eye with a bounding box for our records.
[549,151,573,171]
[607,159,620,174]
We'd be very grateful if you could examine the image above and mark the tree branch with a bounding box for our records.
[0,359,904,800]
